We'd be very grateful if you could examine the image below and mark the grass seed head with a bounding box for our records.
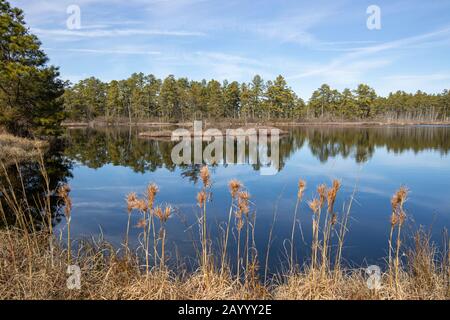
[317,184,327,207]
[57,184,72,218]
[147,183,159,208]
[228,179,242,199]
[200,166,211,188]
[327,180,340,214]
[237,191,250,216]
[197,190,207,208]
[155,205,172,223]
[126,192,138,213]
[136,199,148,212]
[298,179,306,200]
[308,198,320,215]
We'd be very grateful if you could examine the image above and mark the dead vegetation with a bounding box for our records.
[0,134,47,164]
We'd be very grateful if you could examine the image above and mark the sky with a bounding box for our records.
[10,0,450,99]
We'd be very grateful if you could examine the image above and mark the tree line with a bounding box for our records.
[64,74,450,123]
[2,0,450,139]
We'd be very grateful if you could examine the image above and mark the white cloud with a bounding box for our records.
[44,47,161,56]
[32,27,206,38]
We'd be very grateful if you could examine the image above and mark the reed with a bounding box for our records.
[290,179,306,273]
[57,185,72,265]
[125,192,138,249]
[388,186,408,289]
[235,210,244,280]
[321,180,340,272]
[154,205,172,270]
[146,183,159,272]
[221,179,242,275]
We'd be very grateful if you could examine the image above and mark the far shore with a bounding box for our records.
[62,119,450,129]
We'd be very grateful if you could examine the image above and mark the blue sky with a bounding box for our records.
[11,0,450,99]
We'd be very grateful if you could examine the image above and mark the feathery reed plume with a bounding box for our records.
[198,166,211,274]
[146,183,159,270]
[308,198,320,215]
[389,194,399,271]
[57,184,72,264]
[200,165,211,188]
[317,184,327,208]
[155,205,172,223]
[308,197,321,270]
[388,186,409,288]
[298,180,306,200]
[229,179,241,199]
[322,180,341,271]
[221,179,242,275]
[238,191,250,216]
[197,190,207,208]
[327,180,341,214]
[395,187,408,287]
[136,199,148,212]
[147,184,159,209]
[290,179,306,272]
[127,192,138,211]
[125,192,138,251]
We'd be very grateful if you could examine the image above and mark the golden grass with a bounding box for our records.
[0,134,47,164]
[0,161,449,300]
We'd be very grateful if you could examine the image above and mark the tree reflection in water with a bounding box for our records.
[0,140,73,230]
[64,125,450,178]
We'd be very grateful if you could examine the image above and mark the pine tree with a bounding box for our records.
[0,0,65,136]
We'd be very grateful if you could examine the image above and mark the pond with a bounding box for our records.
[2,125,447,272]
[48,125,450,272]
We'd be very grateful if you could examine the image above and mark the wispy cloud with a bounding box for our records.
[32,27,206,38]
[288,26,450,80]
[247,6,337,46]
[45,47,161,55]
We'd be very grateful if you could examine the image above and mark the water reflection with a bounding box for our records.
[0,140,73,229]
[64,125,450,176]
[3,126,449,268]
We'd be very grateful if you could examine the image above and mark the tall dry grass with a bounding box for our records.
[0,159,449,300]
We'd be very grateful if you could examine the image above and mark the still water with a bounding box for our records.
[53,125,450,270]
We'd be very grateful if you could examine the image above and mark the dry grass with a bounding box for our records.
[0,134,47,164]
[0,161,449,300]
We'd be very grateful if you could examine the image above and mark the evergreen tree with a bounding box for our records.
[0,0,65,136]
[159,75,180,120]
[265,75,295,119]
[223,81,240,118]
[354,84,376,118]
[206,79,223,118]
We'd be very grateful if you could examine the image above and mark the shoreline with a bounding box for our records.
[62,120,450,129]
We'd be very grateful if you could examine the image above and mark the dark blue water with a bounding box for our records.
[58,125,450,271]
